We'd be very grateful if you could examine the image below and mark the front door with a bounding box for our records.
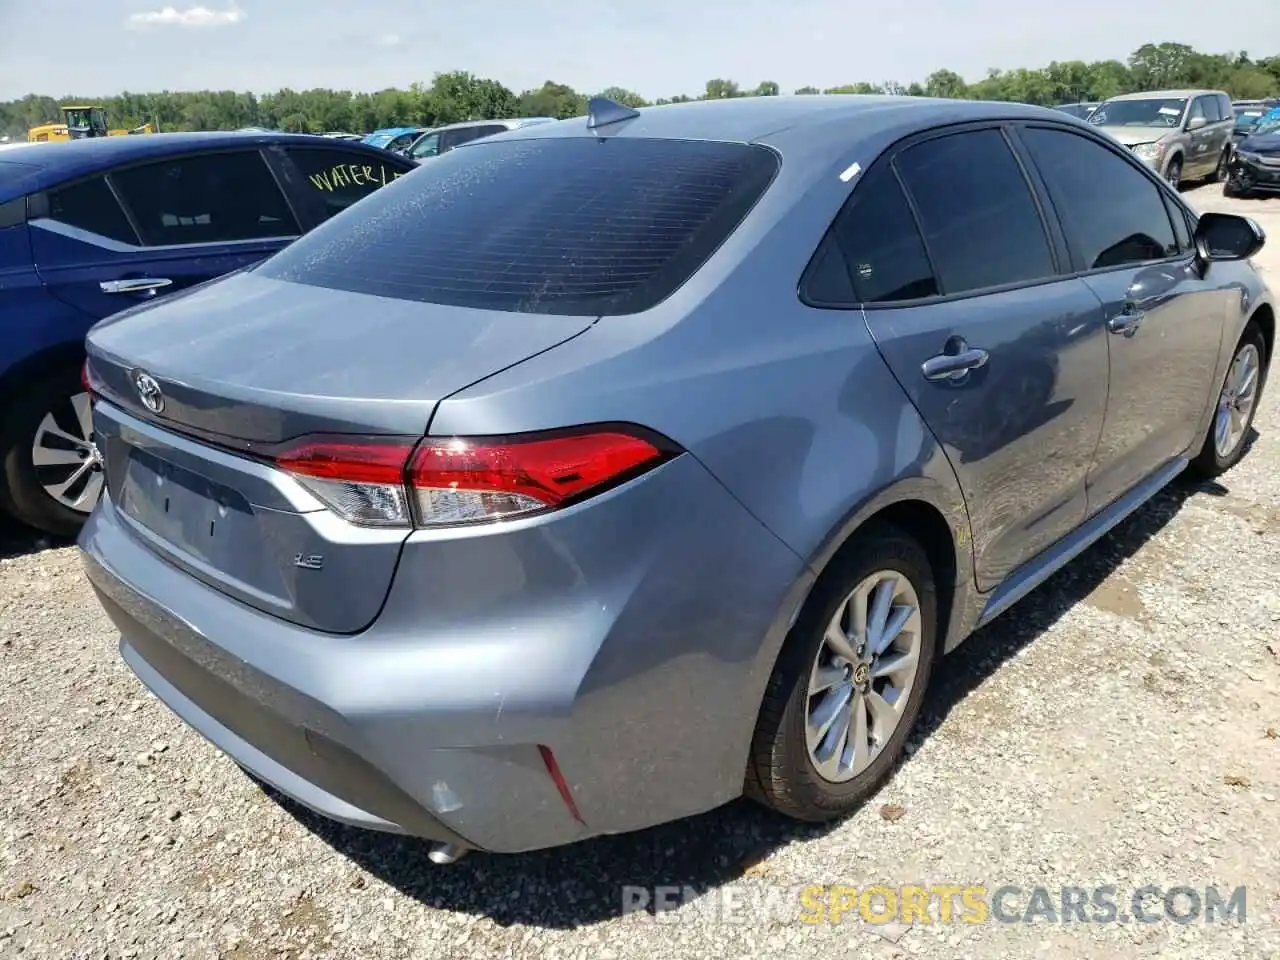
[841,127,1110,589]
[1016,123,1229,512]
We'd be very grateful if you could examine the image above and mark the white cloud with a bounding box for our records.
[375,33,402,47]
[127,5,245,28]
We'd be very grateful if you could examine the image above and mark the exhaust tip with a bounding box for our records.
[427,842,470,865]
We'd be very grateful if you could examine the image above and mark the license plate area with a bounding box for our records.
[120,445,257,570]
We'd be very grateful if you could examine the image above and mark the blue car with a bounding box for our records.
[1227,106,1280,197]
[0,132,414,536]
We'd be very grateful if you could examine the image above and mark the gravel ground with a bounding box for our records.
[2,184,1280,960]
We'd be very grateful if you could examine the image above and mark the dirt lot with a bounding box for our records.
[2,185,1280,960]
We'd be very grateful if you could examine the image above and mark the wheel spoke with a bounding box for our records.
[873,645,918,681]
[32,446,85,468]
[872,602,913,656]
[71,392,94,442]
[844,692,870,774]
[816,701,852,770]
[34,412,85,449]
[810,663,847,695]
[45,460,95,501]
[823,623,858,665]
[810,682,852,745]
[866,577,896,648]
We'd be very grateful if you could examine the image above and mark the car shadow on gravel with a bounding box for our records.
[0,515,72,560]
[259,467,1233,930]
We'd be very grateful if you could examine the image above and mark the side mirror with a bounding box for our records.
[1194,212,1266,262]
[1186,115,1207,131]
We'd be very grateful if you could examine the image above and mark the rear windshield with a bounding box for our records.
[256,136,780,316]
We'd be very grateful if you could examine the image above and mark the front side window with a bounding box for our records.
[1188,98,1208,126]
[258,136,779,316]
[409,133,440,159]
[285,148,408,221]
[46,176,139,244]
[1020,127,1178,271]
[1090,98,1187,129]
[110,150,300,246]
[894,128,1057,295]
[1198,96,1222,123]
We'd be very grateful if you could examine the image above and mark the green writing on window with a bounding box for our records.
[308,164,404,192]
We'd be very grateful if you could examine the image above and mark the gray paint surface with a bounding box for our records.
[80,95,1274,853]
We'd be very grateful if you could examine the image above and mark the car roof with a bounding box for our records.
[487,95,1076,160]
[0,131,396,202]
[1105,89,1223,101]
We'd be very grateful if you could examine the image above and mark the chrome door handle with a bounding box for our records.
[99,277,173,295]
[1107,305,1145,336]
[922,346,989,382]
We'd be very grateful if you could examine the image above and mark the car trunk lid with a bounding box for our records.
[86,270,594,634]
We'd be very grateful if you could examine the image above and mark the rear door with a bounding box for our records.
[840,125,1110,590]
[268,144,414,226]
[1186,96,1221,176]
[29,148,302,320]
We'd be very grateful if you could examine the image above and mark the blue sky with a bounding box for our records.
[1,0,1277,100]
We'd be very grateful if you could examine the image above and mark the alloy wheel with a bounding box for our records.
[806,570,923,783]
[1214,343,1261,460]
[30,391,103,514]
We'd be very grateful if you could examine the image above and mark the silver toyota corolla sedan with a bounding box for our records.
[79,95,1273,862]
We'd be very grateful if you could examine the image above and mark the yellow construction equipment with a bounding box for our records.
[27,105,155,143]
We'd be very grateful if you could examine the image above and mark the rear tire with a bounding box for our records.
[746,524,937,821]
[1210,148,1230,184]
[0,368,103,538]
[1189,323,1268,479]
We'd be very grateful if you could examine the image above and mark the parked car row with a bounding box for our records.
[1087,89,1236,188]
[0,132,416,534]
[54,96,1273,863]
[362,117,556,162]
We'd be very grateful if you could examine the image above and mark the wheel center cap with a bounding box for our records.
[852,663,870,686]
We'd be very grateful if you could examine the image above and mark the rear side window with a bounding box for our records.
[258,137,780,316]
[894,129,1057,295]
[1019,127,1178,270]
[285,147,408,222]
[804,161,938,305]
[46,176,139,245]
[110,150,300,246]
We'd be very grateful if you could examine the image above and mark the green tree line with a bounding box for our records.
[3,42,1278,141]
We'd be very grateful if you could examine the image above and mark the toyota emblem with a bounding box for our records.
[133,371,165,414]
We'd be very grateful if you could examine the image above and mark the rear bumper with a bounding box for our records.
[80,452,810,854]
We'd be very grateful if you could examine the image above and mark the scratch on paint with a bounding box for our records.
[495,692,506,739]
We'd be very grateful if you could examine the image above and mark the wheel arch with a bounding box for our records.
[800,485,971,662]
[1250,301,1274,369]
[0,339,86,412]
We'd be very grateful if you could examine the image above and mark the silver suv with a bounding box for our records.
[1089,89,1234,187]
[403,117,556,163]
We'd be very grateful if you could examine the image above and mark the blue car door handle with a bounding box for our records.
[922,341,989,382]
[100,277,173,296]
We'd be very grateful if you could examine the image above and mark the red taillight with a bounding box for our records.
[81,359,93,395]
[269,426,674,529]
[408,430,666,525]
